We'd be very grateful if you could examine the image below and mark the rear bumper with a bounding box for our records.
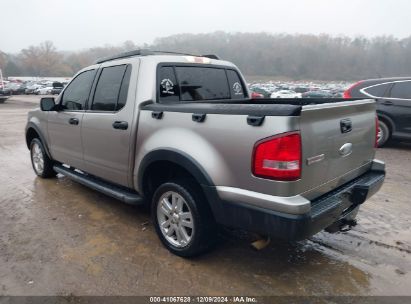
[206,160,385,240]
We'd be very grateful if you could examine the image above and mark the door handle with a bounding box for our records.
[68,118,79,125]
[382,100,393,106]
[112,121,128,130]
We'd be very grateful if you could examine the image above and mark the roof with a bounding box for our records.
[362,76,411,83]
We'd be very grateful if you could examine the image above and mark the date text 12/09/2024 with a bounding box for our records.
[149,296,257,303]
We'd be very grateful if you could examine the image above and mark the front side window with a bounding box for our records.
[389,81,411,99]
[61,69,96,110]
[92,65,129,111]
[176,67,230,101]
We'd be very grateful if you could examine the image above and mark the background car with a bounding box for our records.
[302,90,334,98]
[25,83,43,94]
[50,82,64,95]
[35,85,54,95]
[250,91,264,98]
[6,82,26,95]
[0,85,11,103]
[343,77,411,147]
[294,87,310,93]
[249,86,271,98]
[270,90,302,98]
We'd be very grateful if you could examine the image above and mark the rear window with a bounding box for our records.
[158,65,246,102]
[389,81,411,99]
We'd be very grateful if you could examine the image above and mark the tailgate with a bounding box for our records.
[299,99,376,192]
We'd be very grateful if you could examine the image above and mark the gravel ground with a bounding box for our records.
[0,95,410,296]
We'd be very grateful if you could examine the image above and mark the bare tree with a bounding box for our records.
[19,41,63,76]
[8,34,411,80]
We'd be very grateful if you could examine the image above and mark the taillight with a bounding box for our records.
[252,132,302,181]
[375,116,379,148]
[343,80,363,99]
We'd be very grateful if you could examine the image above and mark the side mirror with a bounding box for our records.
[40,97,56,111]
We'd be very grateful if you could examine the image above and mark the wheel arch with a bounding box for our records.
[136,149,225,218]
[25,122,52,158]
[137,149,214,195]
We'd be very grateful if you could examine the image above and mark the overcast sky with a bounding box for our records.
[2,0,410,53]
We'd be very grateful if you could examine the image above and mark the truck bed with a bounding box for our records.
[141,98,367,117]
[137,98,377,201]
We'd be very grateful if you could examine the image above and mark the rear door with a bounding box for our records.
[47,69,96,170]
[299,99,376,191]
[81,63,135,187]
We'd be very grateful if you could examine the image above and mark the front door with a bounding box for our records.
[47,69,97,170]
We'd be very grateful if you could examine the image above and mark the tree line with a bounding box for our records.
[1,32,411,80]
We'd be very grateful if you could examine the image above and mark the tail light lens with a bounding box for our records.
[252,132,302,181]
[375,116,379,148]
[343,81,363,99]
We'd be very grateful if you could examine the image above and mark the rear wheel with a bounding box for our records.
[152,179,217,257]
[30,138,57,178]
[377,120,390,147]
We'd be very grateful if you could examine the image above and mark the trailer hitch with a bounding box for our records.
[339,218,357,232]
[325,217,357,233]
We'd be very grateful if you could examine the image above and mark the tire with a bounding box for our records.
[377,120,390,147]
[30,138,57,178]
[152,179,217,257]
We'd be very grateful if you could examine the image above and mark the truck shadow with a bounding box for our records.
[27,175,371,295]
[382,141,411,150]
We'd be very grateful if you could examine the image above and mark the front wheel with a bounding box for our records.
[152,179,217,257]
[377,120,390,147]
[30,138,57,178]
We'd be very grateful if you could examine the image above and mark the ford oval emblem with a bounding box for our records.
[339,143,353,157]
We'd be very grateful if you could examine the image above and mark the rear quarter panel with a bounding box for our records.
[133,110,301,196]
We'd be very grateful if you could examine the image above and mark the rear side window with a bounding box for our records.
[176,67,230,101]
[61,69,96,110]
[364,83,390,98]
[92,65,130,111]
[226,69,246,99]
[117,65,132,110]
[389,81,411,99]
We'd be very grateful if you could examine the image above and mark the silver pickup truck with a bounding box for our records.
[26,50,385,257]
